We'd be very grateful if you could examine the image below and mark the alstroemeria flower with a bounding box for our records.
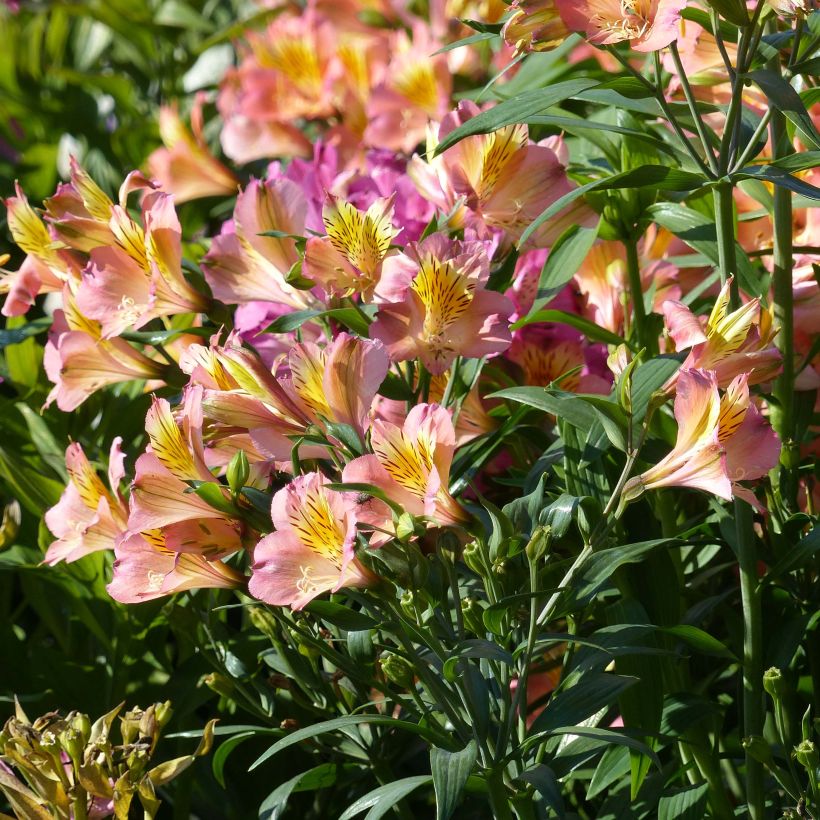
[662,278,782,389]
[343,403,466,537]
[1,183,77,317]
[76,191,209,338]
[248,472,371,610]
[555,0,686,53]
[622,369,780,505]
[108,531,245,603]
[44,292,167,412]
[44,438,128,565]
[303,195,397,300]
[147,98,238,203]
[371,233,513,375]
[281,332,391,437]
[409,102,596,248]
[502,0,570,54]
[203,178,320,309]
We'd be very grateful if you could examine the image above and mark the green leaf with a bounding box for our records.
[658,783,710,820]
[526,225,598,315]
[304,600,378,631]
[735,165,820,200]
[119,325,215,345]
[518,766,564,815]
[765,525,820,580]
[519,166,704,249]
[433,79,599,155]
[249,716,446,771]
[259,764,349,820]
[212,732,256,788]
[512,308,625,345]
[0,316,51,349]
[3,315,44,392]
[265,307,374,336]
[338,776,432,820]
[766,151,820,173]
[0,447,64,515]
[442,640,514,681]
[749,69,820,150]
[431,741,477,820]
[490,387,599,432]
[661,625,736,659]
[433,31,496,54]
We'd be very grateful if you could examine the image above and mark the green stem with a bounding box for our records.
[736,497,765,820]
[624,236,652,355]
[768,24,797,506]
[669,42,720,175]
[712,183,740,307]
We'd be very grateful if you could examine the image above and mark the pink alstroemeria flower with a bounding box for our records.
[248,472,371,610]
[146,98,238,203]
[76,191,209,338]
[0,183,77,317]
[303,194,397,300]
[108,531,245,603]
[44,293,167,412]
[203,178,320,309]
[662,278,782,389]
[343,403,466,538]
[409,102,596,249]
[44,438,128,565]
[555,0,686,53]
[622,369,781,506]
[371,233,513,375]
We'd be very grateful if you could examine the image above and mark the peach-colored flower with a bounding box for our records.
[303,194,397,300]
[409,102,595,248]
[662,278,782,389]
[622,369,780,504]
[371,233,513,375]
[555,0,686,53]
[44,439,128,565]
[502,0,570,54]
[343,403,466,537]
[146,98,238,203]
[248,472,371,610]
[203,178,320,309]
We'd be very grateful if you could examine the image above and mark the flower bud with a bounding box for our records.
[201,672,235,699]
[154,701,173,730]
[226,450,250,495]
[462,541,484,575]
[400,590,417,619]
[793,740,819,774]
[461,597,485,635]
[396,513,416,542]
[59,727,85,761]
[525,526,551,563]
[249,607,280,641]
[380,653,415,688]
[501,0,569,54]
[763,667,787,701]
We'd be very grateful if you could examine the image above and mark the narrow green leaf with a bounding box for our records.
[749,69,820,150]
[433,79,599,155]
[431,741,477,820]
[512,309,625,345]
[735,165,820,200]
[338,776,432,820]
[658,783,710,820]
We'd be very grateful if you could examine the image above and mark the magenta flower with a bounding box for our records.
[370,233,513,375]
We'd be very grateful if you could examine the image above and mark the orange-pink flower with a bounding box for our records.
[371,233,513,375]
[555,0,686,52]
[248,472,371,610]
[44,439,128,565]
[622,369,780,505]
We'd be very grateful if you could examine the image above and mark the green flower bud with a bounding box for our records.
[59,727,85,761]
[794,740,820,774]
[226,450,250,495]
[201,672,235,699]
[400,590,417,619]
[525,526,551,563]
[70,713,91,745]
[763,667,787,701]
[461,597,485,636]
[154,701,172,730]
[462,541,484,575]
[380,653,415,688]
[249,607,280,641]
